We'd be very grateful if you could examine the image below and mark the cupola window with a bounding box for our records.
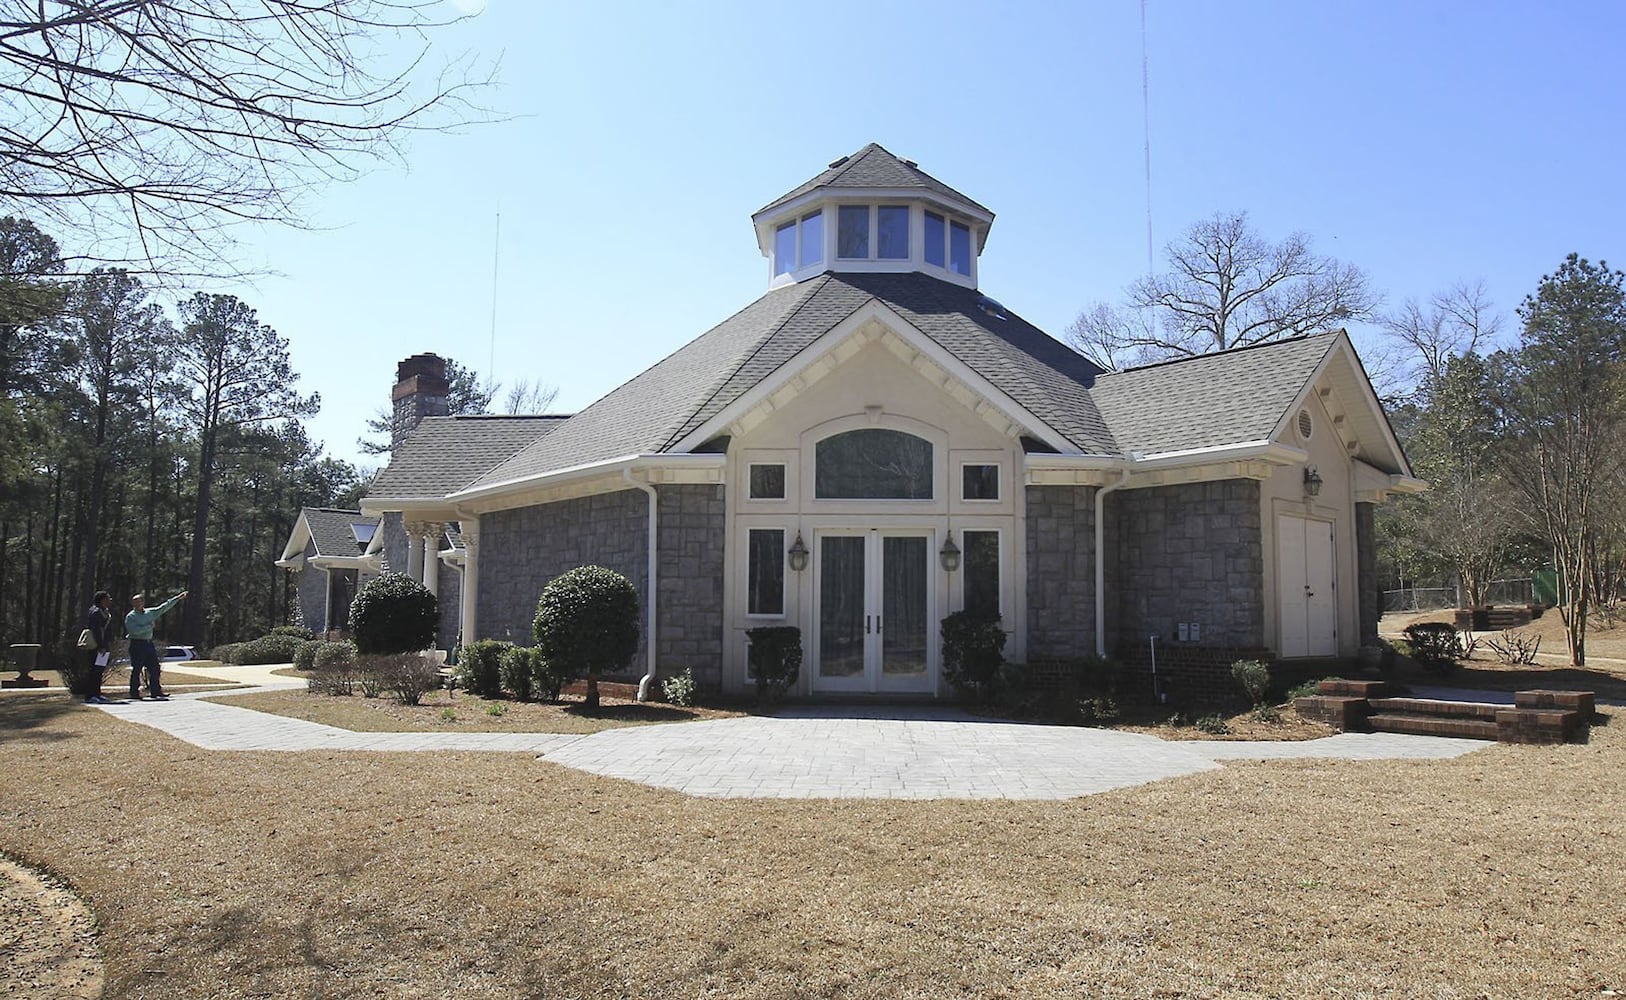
[837,205,911,261]
[924,211,972,276]
[837,205,869,259]
[877,205,909,259]
[773,210,824,276]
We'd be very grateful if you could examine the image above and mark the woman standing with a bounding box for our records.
[84,590,114,704]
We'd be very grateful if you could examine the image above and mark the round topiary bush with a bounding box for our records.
[349,572,438,655]
[533,565,639,709]
[745,626,801,706]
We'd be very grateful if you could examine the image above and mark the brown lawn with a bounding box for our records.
[209,687,744,735]
[1382,609,1626,700]
[1,694,1623,997]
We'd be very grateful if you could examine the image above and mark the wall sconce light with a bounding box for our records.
[940,532,961,572]
[1303,466,1323,498]
[787,532,809,572]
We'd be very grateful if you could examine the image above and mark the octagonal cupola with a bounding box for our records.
[753,143,995,291]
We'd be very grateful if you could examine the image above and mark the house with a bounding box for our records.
[349,143,1422,701]
[275,507,382,634]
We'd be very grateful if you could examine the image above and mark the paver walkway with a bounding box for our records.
[93,693,1487,800]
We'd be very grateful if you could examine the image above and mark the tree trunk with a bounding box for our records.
[184,425,217,645]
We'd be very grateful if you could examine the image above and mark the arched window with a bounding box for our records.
[815,429,933,499]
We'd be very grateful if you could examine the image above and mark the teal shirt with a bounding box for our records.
[125,595,183,640]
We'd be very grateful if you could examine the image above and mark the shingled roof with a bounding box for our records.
[301,508,377,557]
[1089,333,1341,458]
[757,143,992,218]
[467,271,1115,491]
[368,414,568,500]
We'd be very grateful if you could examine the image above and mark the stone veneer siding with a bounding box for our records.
[381,512,407,576]
[477,486,726,686]
[293,538,326,631]
[1355,501,1379,646]
[436,563,462,648]
[1024,485,1097,658]
[1106,479,1264,652]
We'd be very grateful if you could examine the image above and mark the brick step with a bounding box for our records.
[1367,712,1500,740]
[1369,697,1501,720]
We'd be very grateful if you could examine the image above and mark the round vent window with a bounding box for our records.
[1297,408,1313,440]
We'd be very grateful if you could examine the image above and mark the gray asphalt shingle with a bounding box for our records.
[757,143,992,217]
[1090,333,1340,457]
[368,415,568,500]
[301,508,376,557]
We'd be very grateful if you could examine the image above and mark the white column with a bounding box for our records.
[423,530,440,597]
[459,521,480,647]
[404,521,427,582]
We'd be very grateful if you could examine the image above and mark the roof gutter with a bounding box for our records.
[439,453,726,509]
[624,468,659,703]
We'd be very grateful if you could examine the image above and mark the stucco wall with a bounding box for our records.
[1024,485,1096,659]
[1106,479,1265,651]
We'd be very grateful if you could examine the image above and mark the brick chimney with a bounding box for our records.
[391,353,450,450]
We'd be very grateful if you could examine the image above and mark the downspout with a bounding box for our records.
[1095,464,1132,658]
[625,468,659,702]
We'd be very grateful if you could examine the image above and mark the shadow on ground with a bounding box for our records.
[0,694,84,742]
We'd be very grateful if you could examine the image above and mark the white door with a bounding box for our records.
[813,529,935,694]
[1277,515,1336,657]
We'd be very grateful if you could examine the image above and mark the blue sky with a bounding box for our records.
[221,1,1626,469]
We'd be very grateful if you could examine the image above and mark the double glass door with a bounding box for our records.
[814,530,933,693]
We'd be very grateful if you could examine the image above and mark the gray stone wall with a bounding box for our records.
[294,538,326,631]
[1106,479,1264,650]
[657,484,726,689]
[1024,485,1097,658]
[478,490,649,660]
[436,563,462,648]
[1356,501,1379,646]
[381,512,407,577]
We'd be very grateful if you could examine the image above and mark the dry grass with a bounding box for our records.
[208,687,743,734]
[2,697,1623,997]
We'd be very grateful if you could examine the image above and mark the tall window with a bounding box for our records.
[748,529,785,615]
[924,211,946,267]
[963,531,999,617]
[949,220,972,276]
[837,205,869,259]
[877,205,909,259]
[815,429,933,499]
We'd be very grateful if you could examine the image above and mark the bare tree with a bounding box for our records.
[503,378,559,415]
[1380,280,1502,396]
[0,2,489,274]
[1070,211,1376,369]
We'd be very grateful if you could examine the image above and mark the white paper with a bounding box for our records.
[95,652,110,667]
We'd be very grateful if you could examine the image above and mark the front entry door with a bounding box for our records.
[1278,514,1337,657]
[814,530,934,693]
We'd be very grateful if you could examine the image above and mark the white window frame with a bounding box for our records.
[744,526,788,620]
[747,462,789,502]
[774,210,825,276]
[959,462,1001,503]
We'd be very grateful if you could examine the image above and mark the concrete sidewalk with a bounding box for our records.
[92,694,1488,800]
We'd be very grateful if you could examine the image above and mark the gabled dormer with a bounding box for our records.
[753,143,995,291]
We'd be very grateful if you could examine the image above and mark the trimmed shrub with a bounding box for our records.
[209,642,243,664]
[312,640,356,671]
[940,612,1007,702]
[533,565,639,710]
[745,626,801,706]
[350,572,438,655]
[57,646,113,697]
[367,652,441,705]
[661,667,697,707]
[1231,659,1272,707]
[270,625,314,641]
[228,633,303,665]
[1402,621,1464,675]
[500,645,542,702]
[1195,713,1231,735]
[292,639,322,672]
[456,639,510,698]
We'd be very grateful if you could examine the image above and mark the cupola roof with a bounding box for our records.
[755,143,993,220]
